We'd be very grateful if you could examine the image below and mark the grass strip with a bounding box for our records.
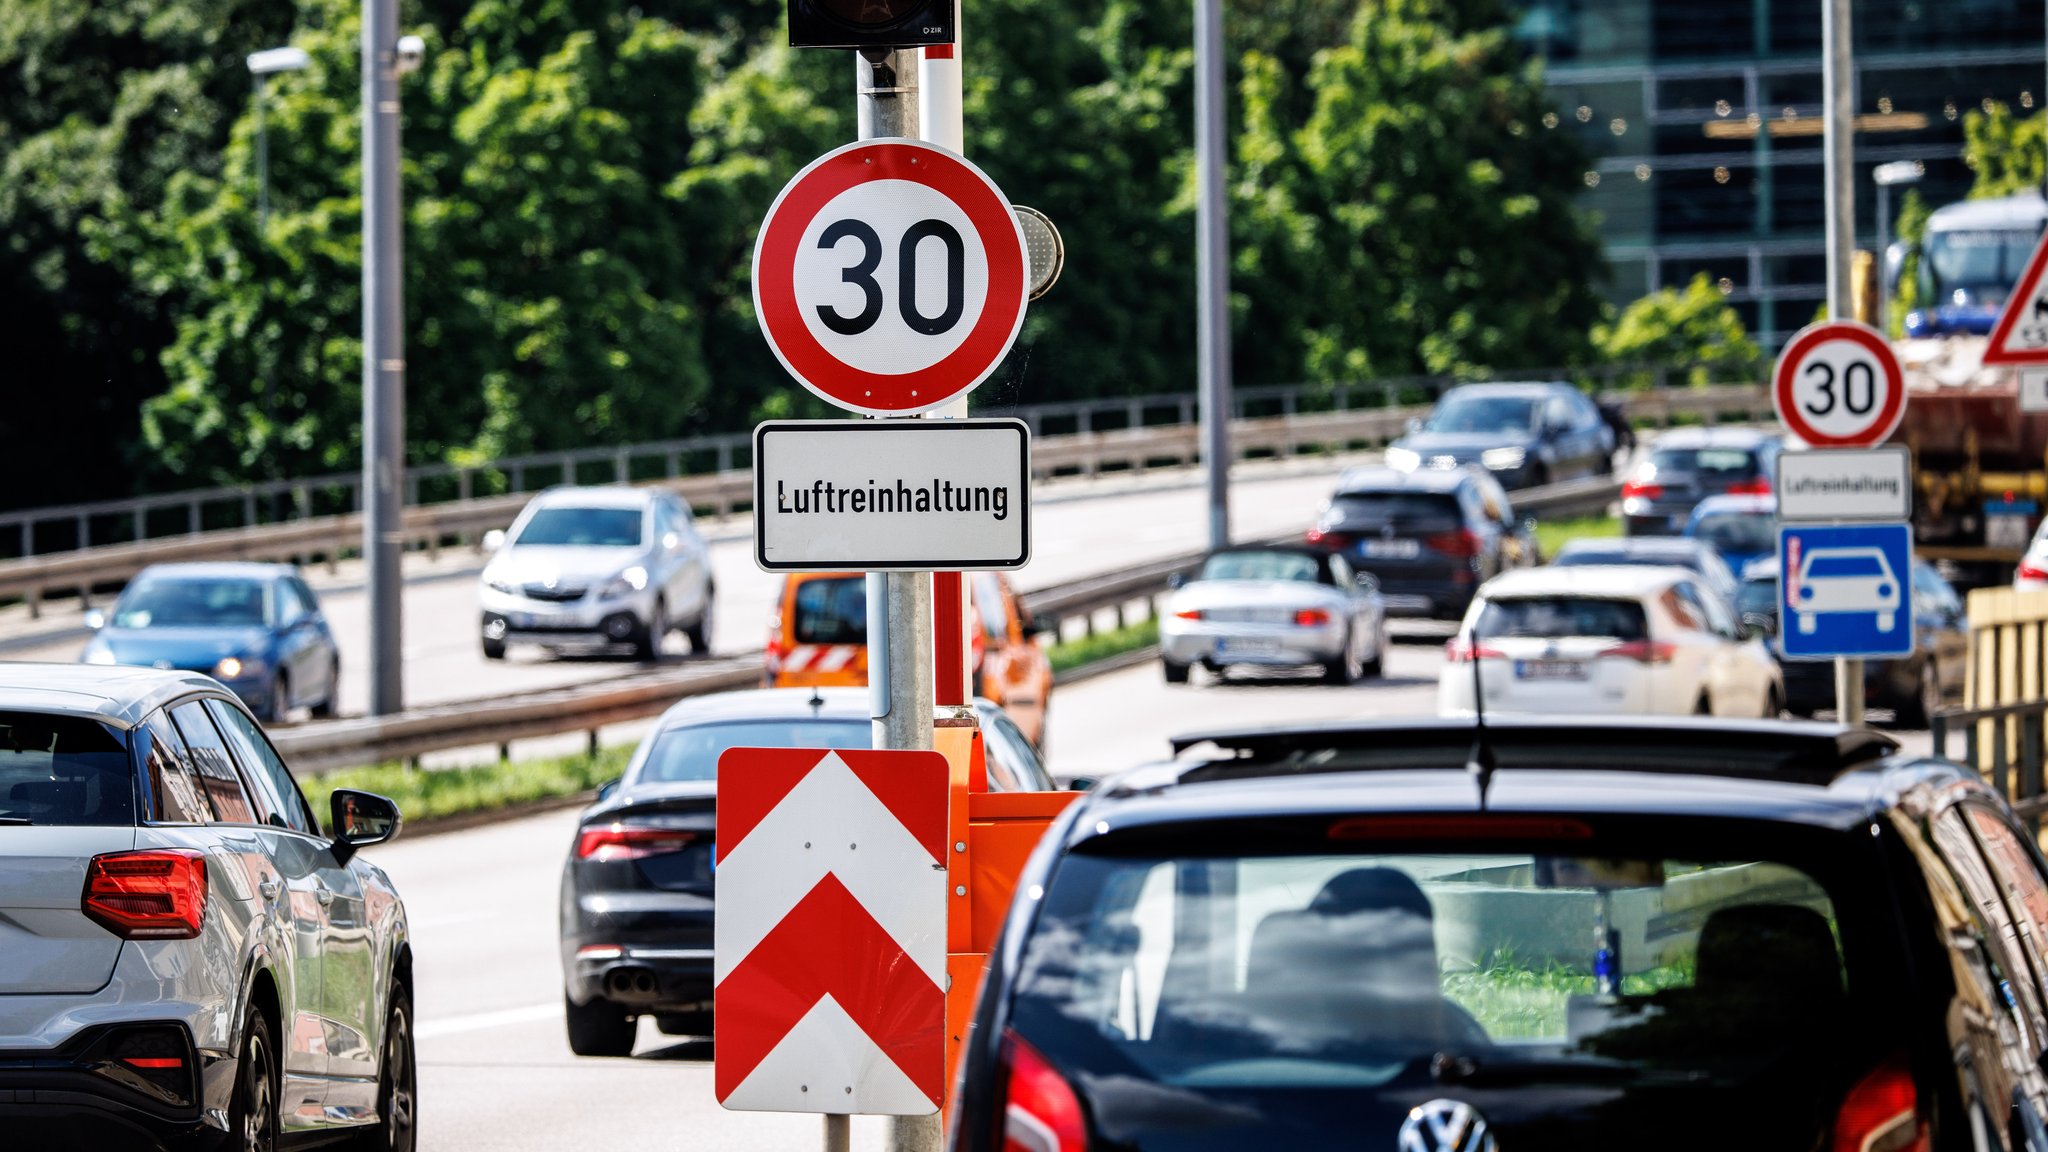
[1047,617,1160,675]
[301,744,634,831]
[1534,514,1622,562]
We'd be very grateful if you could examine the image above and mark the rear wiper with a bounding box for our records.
[1432,1052,1647,1087]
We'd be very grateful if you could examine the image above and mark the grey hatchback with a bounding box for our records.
[1622,427,1781,536]
[0,665,412,1152]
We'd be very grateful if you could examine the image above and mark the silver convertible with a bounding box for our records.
[1160,546,1388,685]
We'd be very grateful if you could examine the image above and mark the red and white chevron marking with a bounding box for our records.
[714,747,948,1115]
[779,644,861,674]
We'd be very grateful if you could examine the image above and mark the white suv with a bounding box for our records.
[0,665,413,1150]
[479,486,715,661]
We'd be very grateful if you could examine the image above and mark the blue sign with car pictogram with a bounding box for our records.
[1776,522,1914,660]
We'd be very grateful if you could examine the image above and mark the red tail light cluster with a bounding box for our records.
[1425,529,1482,559]
[1303,527,1353,550]
[1621,480,1663,501]
[1444,638,1506,663]
[2020,561,2048,582]
[1293,608,1331,627]
[1173,608,1204,622]
[82,850,206,940]
[1724,477,1772,496]
[998,1030,1086,1152]
[1833,1056,1925,1152]
[576,824,700,863]
[1598,640,1678,664]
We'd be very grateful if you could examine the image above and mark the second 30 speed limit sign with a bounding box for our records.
[1771,320,1906,448]
[753,138,1029,416]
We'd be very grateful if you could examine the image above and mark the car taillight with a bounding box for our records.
[1833,1056,1925,1152]
[576,824,700,862]
[1445,638,1505,662]
[1293,608,1331,627]
[1621,480,1663,501]
[2021,561,2048,582]
[1599,640,1678,664]
[83,1024,197,1106]
[1426,529,1482,559]
[82,850,206,940]
[1304,527,1353,550]
[1173,609,1204,621]
[998,1030,1086,1152]
[1725,477,1772,496]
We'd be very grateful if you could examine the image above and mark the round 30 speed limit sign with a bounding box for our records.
[753,139,1029,416]
[1771,320,1907,448]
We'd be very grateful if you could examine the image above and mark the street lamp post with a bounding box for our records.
[1872,159,1924,334]
[246,47,310,234]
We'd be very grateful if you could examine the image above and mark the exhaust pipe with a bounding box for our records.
[604,966,660,1003]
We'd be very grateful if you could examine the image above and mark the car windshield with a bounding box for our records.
[1424,394,1538,435]
[1805,553,1887,579]
[1649,447,1761,478]
[635,719,872,784]
[1199,551,1320,583]
[1328,493,1461,531]
[0,712,133,826]
[1476,596,1647,640]
[514,506,643,547]
[1693,512,1776,554]
[1922,228,2038,304]
[113,577,269,629]
[794,577,866,645]
[1010,833,1875,1131]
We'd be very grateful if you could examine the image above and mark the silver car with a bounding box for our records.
[479,485,715,661]
[0,665,412,1151]
[1160,546,1388,685]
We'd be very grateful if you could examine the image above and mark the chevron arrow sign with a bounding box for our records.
[713,746,950,1115]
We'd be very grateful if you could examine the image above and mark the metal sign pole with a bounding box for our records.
[1822,0,1861,726]
[362,0,407,716]
[1195,0,1232,550]
[855,47,944,1152]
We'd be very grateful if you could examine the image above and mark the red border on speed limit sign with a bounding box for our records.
[1771,320,1906,448]
[753,139,1028,416]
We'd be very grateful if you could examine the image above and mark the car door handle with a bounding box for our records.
[313,883,334,906]
[260,878,282,901]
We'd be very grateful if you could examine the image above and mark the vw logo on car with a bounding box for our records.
[1398,1099,1497,1152]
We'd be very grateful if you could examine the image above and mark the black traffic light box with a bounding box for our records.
[788,0,955,49]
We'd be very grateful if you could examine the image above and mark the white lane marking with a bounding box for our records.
[415,1002,561,1040]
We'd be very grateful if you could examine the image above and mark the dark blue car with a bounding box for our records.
[1684,493,1778,575]
[80,562,341,722]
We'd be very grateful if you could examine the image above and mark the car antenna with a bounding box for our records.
[808,686,825,713]
[1466,626,1498,811]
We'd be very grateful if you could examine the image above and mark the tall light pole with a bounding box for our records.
[246,47,309,234]
[1872,159,1923,334]
[1194,0,1232,551]
[362,14,425,717]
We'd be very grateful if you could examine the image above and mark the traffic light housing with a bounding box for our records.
[788,0,955,50]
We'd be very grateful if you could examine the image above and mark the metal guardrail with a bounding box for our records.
[1932,700,2048,825]
[0,385,1761,617]
[261,472,1627,775]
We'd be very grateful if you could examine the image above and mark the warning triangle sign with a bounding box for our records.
[1985,225,2048,365]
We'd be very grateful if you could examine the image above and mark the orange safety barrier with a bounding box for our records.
[935,720,1078,1118]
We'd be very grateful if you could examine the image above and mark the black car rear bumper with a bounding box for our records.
[0,1024,228,1151]
[564,945,714,1014]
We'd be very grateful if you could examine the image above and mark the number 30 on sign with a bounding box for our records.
[1771,320,1906,449]
[753,139,1030,417]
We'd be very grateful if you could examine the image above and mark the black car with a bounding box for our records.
[1737,556,1970,725]
[1386,382,1615,489]
[949,717,2048,1152]
[558,688,1053,1056]
[1550,534,1738,608]
[1622,427,1782,537]
[1306,466,1537,620]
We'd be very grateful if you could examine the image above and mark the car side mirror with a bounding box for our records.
[1740,612,1775,641]
[1355,572,1380,594]
[1405,417,1424,435]
[329,789,401,863]
[84,608,106,631]
[1067,777,1098,792]
[481,528,507,552]
[596,778,621,803]
[1166,572,1187,591]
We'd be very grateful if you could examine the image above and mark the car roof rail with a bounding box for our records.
[1166,717,1899,788]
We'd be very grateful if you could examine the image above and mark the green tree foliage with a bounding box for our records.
[3,0,1605,502]
[1963,101,2046,198]
[1592,273,1763,389]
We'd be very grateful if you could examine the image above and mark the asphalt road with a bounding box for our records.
[0,456,1369,720]
[366,635,1935,1151]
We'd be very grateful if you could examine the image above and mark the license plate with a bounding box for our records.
[513,611,560,628]
[1362,539,1421,559]
[1515,659,1587,681]
[1218,638,1280,656]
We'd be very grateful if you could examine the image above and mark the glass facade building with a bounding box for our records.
[1510,0,2046,346]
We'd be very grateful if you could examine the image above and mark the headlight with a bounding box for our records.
[1385,446,1421,472]
[1481,447,1527,471]
[601,566,650,600]
[213,656,259,680]
[83,644,118,666]
[485,577,518,595]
